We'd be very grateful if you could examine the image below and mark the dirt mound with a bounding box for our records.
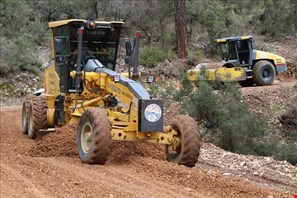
[280,107,297,129]
[28,124,78,157]
[27,124,166,163]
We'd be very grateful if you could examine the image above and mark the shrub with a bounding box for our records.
[181,81,269,154]
[186,48,205,66]
[274,140,297,165]
[165,71,274,155]
[139,46,173,67]
[146,81,175,107]
[0,36,41,76]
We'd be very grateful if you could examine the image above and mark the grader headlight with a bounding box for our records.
[139,99,163,132]
[144,104,162,122]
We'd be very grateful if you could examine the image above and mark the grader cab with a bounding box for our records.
[21,19,201,167]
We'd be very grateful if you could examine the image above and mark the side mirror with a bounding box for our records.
[125,39,132,57]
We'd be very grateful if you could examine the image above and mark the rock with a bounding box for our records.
[223,172,231,176]
[252,172,259,176]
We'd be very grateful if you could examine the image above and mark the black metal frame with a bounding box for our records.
[52,21,123,94]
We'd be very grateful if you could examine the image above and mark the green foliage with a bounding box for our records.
[0,82,15,97]
[162,32,176,48]
[274,128,297,165]
[154,73,295,164]
[0,36,42,75]
[274,139,297,165]
[146,81,175,107]
[0,0,43,75]
[179,81,269,154]
[186,48,205,66]
[258,0,297,37]
[139,47,173,67]
[187,0,296,53]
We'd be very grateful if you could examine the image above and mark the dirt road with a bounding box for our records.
[0,106,293,198]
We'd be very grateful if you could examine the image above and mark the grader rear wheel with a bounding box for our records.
[21,95,32,134]
[77,108,111,164]
[165,115,201,167]
[28,96,47,139]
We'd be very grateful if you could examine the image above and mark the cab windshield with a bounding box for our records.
[220,42,237,61]
[69,22,122,70]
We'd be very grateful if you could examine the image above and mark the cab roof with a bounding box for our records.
[216,36,253,43]
[48,19,124,28]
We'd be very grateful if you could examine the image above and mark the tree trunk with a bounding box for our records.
[94,1,98,19]
[175,0,187,59]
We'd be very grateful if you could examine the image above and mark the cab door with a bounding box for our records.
[54,36,70,93]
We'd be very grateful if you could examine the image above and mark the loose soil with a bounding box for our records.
[0,104,295,198]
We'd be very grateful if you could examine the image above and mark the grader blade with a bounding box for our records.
[36,128,56,141]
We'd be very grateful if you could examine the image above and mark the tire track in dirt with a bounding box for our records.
[40,157,206,198]
[1,163,53,198]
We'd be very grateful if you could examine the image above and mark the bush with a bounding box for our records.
[139,46,173,67]
[164,71,274,155]
[273,128,297,165]
[146,81,175,107]
[186,48,205,66]
[0,36,42,76]
[274,140,297,165]
[180,81,269,154]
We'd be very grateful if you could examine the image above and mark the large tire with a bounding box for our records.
[165,115,201,167]
[28,96,47,139]
[21,95,32,134]
[252,60,276,86]
[77,108,111,164]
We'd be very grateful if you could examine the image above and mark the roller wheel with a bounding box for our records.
[77,108,111,164]
[28,96,47,139]
[252,60,276,86]
[165,115,201,167]
[21,95,32,134]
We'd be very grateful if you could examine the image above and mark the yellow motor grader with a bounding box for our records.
[21,19,200,167]
[188,36,287,86]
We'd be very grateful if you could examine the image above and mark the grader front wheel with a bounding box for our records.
[77,108,111,164]
[165,115,201,167]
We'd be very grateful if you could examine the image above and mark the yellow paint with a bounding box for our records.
[111,125,177,145]
[188,67,246,82]
[215,67,246,81]
[187,69,216,81]
[69,116,79,125]
[46,108,55,127]
[48,19,124,28]
[216,39,226,43]
[241,36,252,40]
[255,50,286,65]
